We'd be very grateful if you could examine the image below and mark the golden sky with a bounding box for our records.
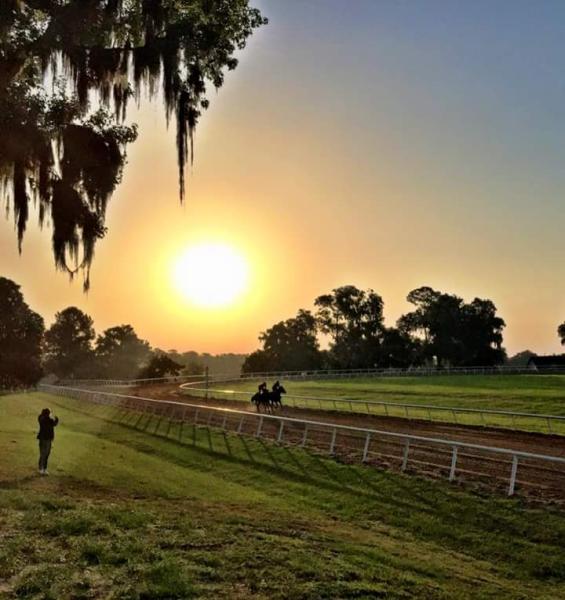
[1,0,565,356]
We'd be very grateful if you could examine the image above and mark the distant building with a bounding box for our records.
[527,355,565,372]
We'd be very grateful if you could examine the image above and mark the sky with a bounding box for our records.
[1,0,565,356]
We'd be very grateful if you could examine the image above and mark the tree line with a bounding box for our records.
[2,277,201,388]
[243,285,539,373]
[2,276,564,388]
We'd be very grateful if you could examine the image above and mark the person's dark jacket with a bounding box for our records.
[37,415,59,441]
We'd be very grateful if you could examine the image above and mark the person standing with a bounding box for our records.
[37,408,59,475]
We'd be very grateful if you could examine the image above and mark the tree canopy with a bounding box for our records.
[559,322,565,346]
[138,353,184,379]
[0,0,266,289]
[0,277,44,388]
[44,306,96,378]
[242,310,323,373]
[315,286,385,369]
[95,324,151,379]
[397,287,506,367]
[244,284,507,373]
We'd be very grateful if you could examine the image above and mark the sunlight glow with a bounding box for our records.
[172,243,250,308]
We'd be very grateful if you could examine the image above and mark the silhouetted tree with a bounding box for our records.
[138,353,183,379]
[156,349,244,375]
[96,325,151,379]
[460,298,506,365]
[380,327,421,368]
[182,361,206,376]
[315,286,385,368]
[242,310,323,373]
[44,307,96,378]
[398,287,506,366]
[559,322,565,346]
[0,1,266,289]
[0,277,44,388]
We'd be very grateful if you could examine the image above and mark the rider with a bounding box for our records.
[258,382,268,395]
[272,380,281,393]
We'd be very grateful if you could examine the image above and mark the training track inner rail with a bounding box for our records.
[180,384,565,435]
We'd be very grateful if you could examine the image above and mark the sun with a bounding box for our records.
[172,243,250,308]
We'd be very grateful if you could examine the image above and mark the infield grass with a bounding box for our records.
[192,375,565,434]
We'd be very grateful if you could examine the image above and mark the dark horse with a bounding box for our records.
[270,381,286,410]
[251,382,286,412]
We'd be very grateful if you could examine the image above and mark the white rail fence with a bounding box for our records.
[40,384,565,500]
[53,363,565,389]
[180,385,565,436]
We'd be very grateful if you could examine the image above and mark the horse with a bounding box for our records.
[250,382,286,413]
[269,383,286,410]
[251,382,272,413]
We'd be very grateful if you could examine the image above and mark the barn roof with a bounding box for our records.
[527,354,565,367]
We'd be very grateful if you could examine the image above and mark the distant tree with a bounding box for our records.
[138,353,183,379]
[156,349,245,376]
[380,327,421,368]
[242,310,322,373]
[315,286,385,368]
[559,322,565,346]
[398,287,506,366]
[182,361,206,376]
[0,277,44,388]
[96,325,151,379]
[44,307,96,378]
[460,299,506,365]
[506,350,536,367]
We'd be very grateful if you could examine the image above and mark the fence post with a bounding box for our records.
[449,446,458,481]
[508,455,519,496]
[277,421,285,443]
[205,367,209,400]
[222,413,228,430]
[237,415,245,434]
[256,416,264,438]
[362,433,371,462]
[329,428,337,454]
[547,417,553,434]
[301,426,309,447]
[401,440,410,472]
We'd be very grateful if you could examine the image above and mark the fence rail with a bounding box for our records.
[52,363,565,389]
[221,365,565,380]
[180,385,565,436]
[39,384,565,500]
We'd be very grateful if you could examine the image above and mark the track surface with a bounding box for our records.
[131,384,565,458]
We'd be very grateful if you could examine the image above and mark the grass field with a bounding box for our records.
[192,375,565,434]
[1,392,564,599]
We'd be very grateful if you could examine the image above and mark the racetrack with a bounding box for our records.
[131,383,565,458]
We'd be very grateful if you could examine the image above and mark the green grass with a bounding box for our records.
[194,375,565,434]
[1,392,564,599]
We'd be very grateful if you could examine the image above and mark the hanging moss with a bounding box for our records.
[0,0,267,289]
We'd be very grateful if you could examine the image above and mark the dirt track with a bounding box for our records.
[64,382,563,503]
[131,384,565,458]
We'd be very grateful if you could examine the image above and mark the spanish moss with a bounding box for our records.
[0,0,267,289]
